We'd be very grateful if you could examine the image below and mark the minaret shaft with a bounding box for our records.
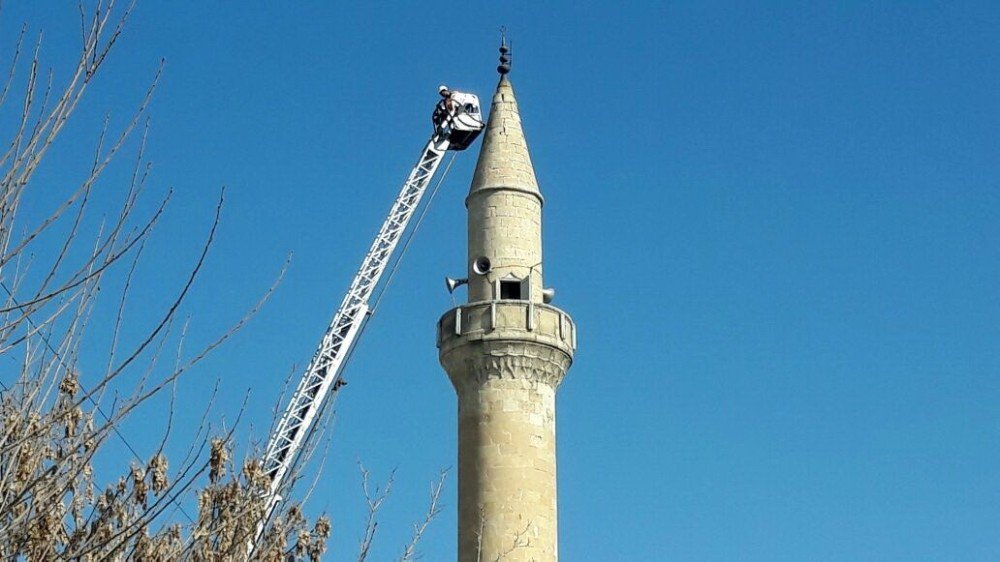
[438,61,576,562]
[442,342,569,561]
[465,77,545,304]
[467,189,543,303]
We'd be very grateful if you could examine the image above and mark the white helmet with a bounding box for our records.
[438,85,449,94]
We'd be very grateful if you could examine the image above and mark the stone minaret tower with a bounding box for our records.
[437,42,577,562]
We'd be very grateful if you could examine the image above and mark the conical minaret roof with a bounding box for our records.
[467,75,543,204]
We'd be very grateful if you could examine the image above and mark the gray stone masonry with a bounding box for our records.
[439,73,576,562]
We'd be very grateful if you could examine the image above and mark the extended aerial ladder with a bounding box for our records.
[251,89,484,551]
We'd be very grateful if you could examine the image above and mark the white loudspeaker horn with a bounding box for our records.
[446,277,469,293]
[542,287,556,304]
[472,256,492,275]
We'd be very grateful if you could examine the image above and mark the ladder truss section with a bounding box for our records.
[259,137,451,517]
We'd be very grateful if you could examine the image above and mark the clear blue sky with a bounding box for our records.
[4,2,999,560]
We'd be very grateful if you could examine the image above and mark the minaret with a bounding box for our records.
[437,41,577,562]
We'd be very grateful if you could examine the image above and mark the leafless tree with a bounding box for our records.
[399,469,447,562]
[0,2,331,559]
[474,507,532,562]
[0,2,450,560]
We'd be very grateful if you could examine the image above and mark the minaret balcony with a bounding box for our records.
[437,300,576,358]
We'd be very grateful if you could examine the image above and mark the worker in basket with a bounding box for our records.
[433,85,460,129]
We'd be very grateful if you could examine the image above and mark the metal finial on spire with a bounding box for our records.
[498,27,511,76]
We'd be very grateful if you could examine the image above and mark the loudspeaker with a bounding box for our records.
[445,277,469,293]
[542,287,556,304]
